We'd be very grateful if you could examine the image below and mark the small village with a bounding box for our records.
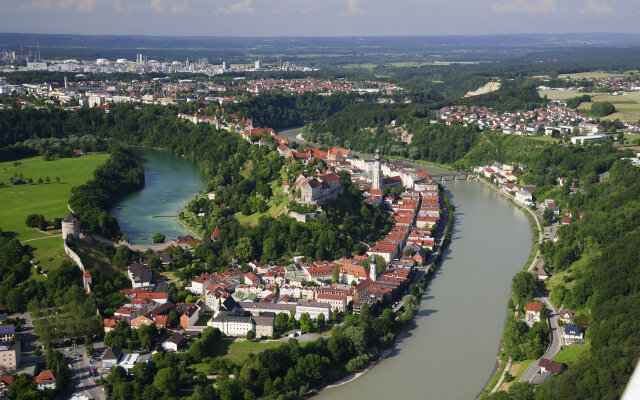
[437,102,640,137]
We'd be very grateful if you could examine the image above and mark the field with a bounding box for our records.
[538,89,590,101]
[558,71,635,79]
[0,154,109,271]
[187,339,284,367]
[576,93,640,122]
[553,343,591,365]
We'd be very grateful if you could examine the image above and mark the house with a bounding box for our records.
[558,309,576,324]
[34,370,56,390]
[103,316,126,332]
[316,293,347,313]
[0,375,12,395]
[563,323,583,344]
[244,272,261,285]
[538,358,564,374]
[0,326,14,343]
[295,299,331,321]
[209,312,254,337]
[161,332,184,352]
[128,263,153,288]
[537,267,550,281]
[155,315,169,329]
[130,315,154,329]
[180,305,200,329]
[102,346,122,370]
[0,342,20,375]
[141,254,173,266]
[515,190,534,206]
[525,302,542,325]
[252,313,275,338]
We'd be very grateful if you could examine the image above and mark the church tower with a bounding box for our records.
[372,147,383,190]
[370,256,377,282]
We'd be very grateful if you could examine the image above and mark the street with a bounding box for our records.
[62,341,107,400]
[519,293,562,383]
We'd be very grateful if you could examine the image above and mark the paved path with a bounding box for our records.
[21,234,61,243]
[490,356,512,394]
[519,294,562,383]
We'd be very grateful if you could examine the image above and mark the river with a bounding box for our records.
[110,149,207,244]
[279,127,533,399]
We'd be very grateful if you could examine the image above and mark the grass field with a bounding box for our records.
[558,71,635,79]
[0,154,109,272]
[205,339,284,363]
[553,343,591,364]
[0,154,109,240]
[571,93,640,123]
[538,89,591,101]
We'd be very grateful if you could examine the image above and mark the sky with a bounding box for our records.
[0,0,638,37]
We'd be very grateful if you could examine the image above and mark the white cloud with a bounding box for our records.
[57,0,97,11]
[150,0,165,13]
[492,0,558,14]
[343,0,364,16]
[17,0,53,11]
[581,0,615,15]
[170,0,188,13]
[215,0,255,14]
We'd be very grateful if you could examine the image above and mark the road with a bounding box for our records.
[63,341,107,400]
[519,294,562,384]
[16,307,39,356]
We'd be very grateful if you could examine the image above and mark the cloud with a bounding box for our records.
[17,0,53,11]
[150,0,164,13]
[215,0,254,14]
[581,0,615,15]
[492,0,558,14]
[170,0,188,13]
[343,0,364,16]
[57,0,97,11]
[271,6,286,15]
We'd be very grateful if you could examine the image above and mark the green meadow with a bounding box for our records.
[0,154,109,272]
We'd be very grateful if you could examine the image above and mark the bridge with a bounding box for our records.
[431,173,478,182]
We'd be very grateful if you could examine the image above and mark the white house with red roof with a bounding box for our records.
[35,370,56,390]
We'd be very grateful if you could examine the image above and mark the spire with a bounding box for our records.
[370,256,377,281]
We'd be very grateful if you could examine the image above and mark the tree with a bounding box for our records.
[299,313,313,333]
[275,312,289,331]
[153,367,179,395]
[152,232,165,243]
[235,237,255,263]
[147,256,162,271]
[543,208,555,224]
[332,264,340,283]
[246,329,255,341]
[316,312,326,331]
[511,270,537,302]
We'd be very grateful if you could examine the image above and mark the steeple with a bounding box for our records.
[370,256,377,281]
[372,147,383,190]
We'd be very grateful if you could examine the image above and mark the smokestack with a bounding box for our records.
[38,43,41,61]
[20,42,23,58]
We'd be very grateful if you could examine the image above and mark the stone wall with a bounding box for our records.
[63,239,85,272]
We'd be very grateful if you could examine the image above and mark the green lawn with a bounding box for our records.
[210,339,284,363]
[70,239,123,278]
[554,344,591,365]
[0,154,109,273]
[538,89,595,101]
[558,71,633,79]
[0,154,109,241]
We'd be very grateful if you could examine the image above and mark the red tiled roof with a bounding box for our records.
[526,302,542,312]
[35,370,56,385]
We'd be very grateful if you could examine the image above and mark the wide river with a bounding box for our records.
[110,149,207,244]
[279,128,533,399]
